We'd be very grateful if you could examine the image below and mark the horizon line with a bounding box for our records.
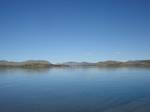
[0,59,150,64]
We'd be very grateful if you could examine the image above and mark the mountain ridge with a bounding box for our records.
[0,60,150,68]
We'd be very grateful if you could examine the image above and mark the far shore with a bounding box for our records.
[0,60,150,68]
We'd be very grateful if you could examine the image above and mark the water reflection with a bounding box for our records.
[0,66,149,74]
[0,67,50,74]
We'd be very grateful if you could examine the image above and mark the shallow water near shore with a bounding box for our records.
[0,67,150,112]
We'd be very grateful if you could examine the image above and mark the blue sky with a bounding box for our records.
[0,0,150,63]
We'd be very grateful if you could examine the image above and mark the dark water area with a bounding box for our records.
[0,67,150,112]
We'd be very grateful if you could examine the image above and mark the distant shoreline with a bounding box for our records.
[0,60,150,68]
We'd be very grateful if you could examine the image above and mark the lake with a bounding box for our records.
[0,67,150,112]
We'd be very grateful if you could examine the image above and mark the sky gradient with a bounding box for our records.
[0,0,150,63]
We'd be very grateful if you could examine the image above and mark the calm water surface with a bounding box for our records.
[0,67,150,112]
